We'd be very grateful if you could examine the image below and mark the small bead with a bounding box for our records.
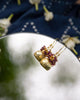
[64,31,67,34]
[72,26,76,29]
[70,22,74,25]
[24,25,27,28]
[34,29,38,32]
[76,31,80,34]
[40,46,46,51]
[31,22,34,25]
[67,26,71,29]
[33,26,36,29]
[22,28,25,31]
[72,26,77,31]
[69,18,72,22]
[26,22,29,25]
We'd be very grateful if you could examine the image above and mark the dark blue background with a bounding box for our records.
[0,0,80,58]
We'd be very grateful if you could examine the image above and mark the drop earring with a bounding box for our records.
[34,40,57,61]
[40,46,66,70]
[34,41,66,71]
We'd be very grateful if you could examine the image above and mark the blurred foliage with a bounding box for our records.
[0,38,26,100]
[0,80,26,100]
[0,37,36,100]
[0,38,16,82]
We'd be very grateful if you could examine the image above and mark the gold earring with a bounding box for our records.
[40,46,66,71]
[34,40,56,61]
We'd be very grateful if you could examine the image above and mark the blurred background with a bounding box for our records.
[0,33,80,100]
[0,0,80,100]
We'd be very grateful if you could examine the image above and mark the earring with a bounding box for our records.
[34,40,56,61]
[40,46,66,70]
[34,41,66,71]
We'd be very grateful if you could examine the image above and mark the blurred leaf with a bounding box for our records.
[0,38,16,82]
[0,37,27,100]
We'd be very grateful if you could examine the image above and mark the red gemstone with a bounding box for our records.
[40,46,46,51]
